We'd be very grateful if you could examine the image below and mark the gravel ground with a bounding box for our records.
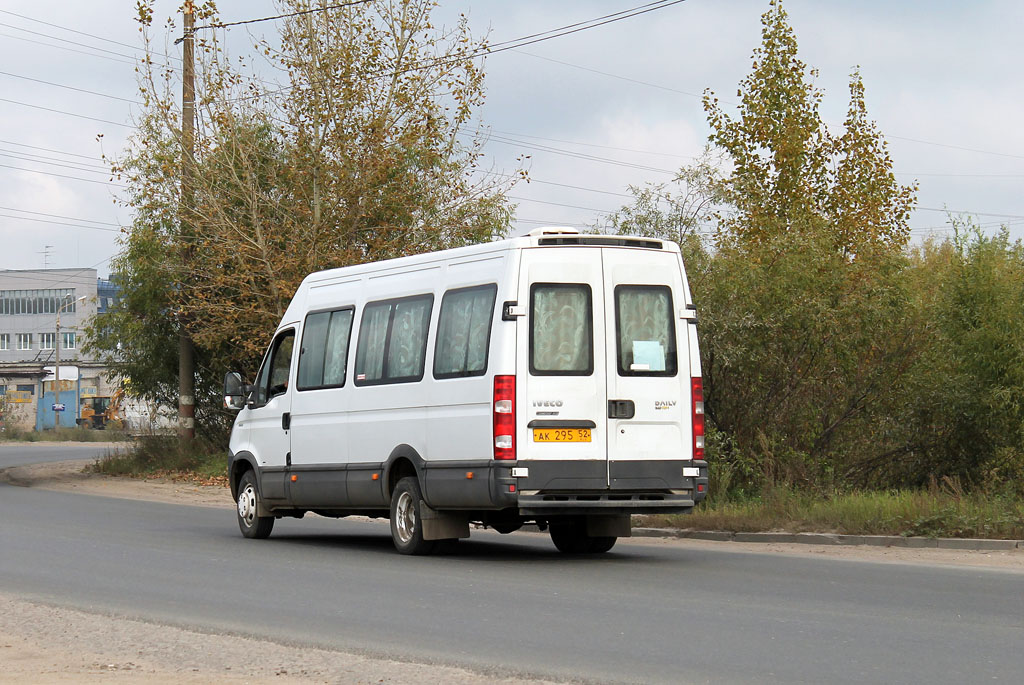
[2,457,1022,682]
[0,594,562,684]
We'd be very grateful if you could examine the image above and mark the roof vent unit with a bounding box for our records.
[527,227,580,237]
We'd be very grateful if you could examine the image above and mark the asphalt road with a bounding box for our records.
[2,445,1023,684]
[0,441,115,468]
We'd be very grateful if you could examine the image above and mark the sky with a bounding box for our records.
[1,0,1022,278]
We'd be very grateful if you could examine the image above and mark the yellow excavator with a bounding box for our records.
[78,387,125,430]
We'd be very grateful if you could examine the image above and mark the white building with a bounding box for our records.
[0,269,119,431]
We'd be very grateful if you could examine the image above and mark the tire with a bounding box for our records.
[587,536,618,553]
[550,518,617,554]
[389,477,436,555]
[236,470,274,539]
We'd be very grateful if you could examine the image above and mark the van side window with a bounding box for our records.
[354,294,433,385]
[434,284,497,379]
[530,283,593,376]
[254,329,295,405]
[298,308,354,390]
[615,285,677,376]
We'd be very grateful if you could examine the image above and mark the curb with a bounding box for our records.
[631,528,1024,551]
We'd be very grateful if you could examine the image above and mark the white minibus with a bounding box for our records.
[224,228,707,554]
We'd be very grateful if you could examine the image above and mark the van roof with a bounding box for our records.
[285,231,679,313]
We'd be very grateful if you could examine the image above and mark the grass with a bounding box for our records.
[638,483,1024,540]
[88,435,228,486]
[0,426,132,442]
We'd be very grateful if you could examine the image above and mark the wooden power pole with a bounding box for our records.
[178,1,196,441]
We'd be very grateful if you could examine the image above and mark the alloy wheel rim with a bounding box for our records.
[395,491,414,543]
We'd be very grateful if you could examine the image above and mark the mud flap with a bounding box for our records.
[420,501,470,540]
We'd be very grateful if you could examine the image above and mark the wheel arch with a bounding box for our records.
[384,444,425,503]
[229,451,260,500]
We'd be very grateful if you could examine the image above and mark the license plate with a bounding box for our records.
[533,428,592,442]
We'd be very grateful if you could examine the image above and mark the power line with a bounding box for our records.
[482,171,634,198]
[888,135,1024,161]
[507,195,614,215]
[895,171,1024,179]
[0,9,175,60]
[915,206,1024,220]
[477,127,695,160]
[482,1,688,56]
[0,70,140,104]
[0,151,111,175]
[0,147,109,171]
[511,49,714,102]
[0,206,120,226]
[470,130,677,174]
[0,20,163,65]
[0,31,146,69]
[0,139,101,162]
[229,1,690,101]
[183,0,375,40]
[0,163,126,188]
[0,212,120,233]
[0,97,131,128]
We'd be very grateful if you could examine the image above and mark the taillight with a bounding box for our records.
[493,375,516,460]
[691,377,705,460]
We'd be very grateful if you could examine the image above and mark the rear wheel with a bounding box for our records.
[236,471,274,539]
[390,477,436,555]
[550,519,617,554]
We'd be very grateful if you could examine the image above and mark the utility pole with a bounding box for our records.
[178,1,196,442]
[55,308,62,429]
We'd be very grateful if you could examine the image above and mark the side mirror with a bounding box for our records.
[224,372,246,411]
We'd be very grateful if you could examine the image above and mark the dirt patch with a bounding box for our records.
[0,594,561,684]
[0,459,231,509]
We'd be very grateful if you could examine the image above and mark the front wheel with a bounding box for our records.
[390,477,435,555]
[236,471,274,539]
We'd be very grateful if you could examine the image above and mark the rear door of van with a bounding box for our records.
[516,244,692,491]
[601,247,692,489]
[517,246,608,489]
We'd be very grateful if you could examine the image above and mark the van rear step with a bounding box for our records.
[518,490,694,516]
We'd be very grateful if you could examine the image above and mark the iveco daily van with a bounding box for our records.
[224,228,707,554]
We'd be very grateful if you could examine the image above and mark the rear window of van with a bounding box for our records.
[530,283,593,376]
[615,285,677,376]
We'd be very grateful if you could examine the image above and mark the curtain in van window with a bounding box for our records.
[356,302,391,382]
[532,284,592,373]
[435,286,496,377]
[616,286,676,374]
[387,298,431,379]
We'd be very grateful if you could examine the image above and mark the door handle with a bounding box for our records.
[282,412,291,430]
[608,400,635,419]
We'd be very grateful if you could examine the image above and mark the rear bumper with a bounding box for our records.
[512,458,706,516]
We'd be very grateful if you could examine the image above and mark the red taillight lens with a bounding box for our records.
[691,377,705,460]
[493,375,516,460]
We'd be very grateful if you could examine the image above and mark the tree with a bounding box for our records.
[612,0,920,493]
[90,0,516,437]
[894,221,1024,491]
[703,0,831,248]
